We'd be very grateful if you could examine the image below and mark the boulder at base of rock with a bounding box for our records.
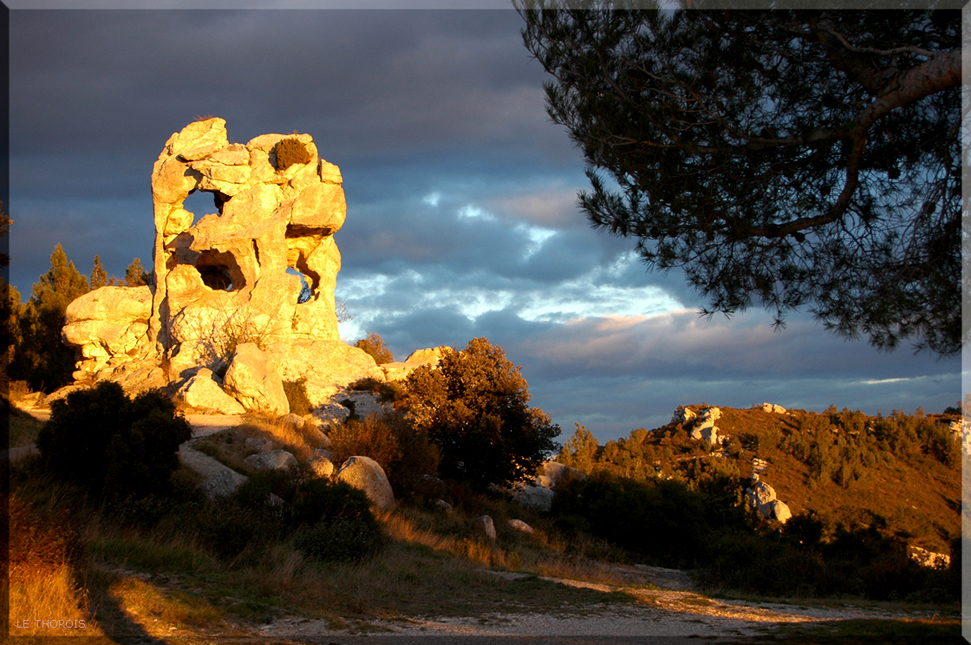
[335,455,395,510]
[473,515,496,540]
[224,343,289,416]
[244,449,298,472]
[434,499,453,515]
[176,368,246,414]
[198,470,249,499]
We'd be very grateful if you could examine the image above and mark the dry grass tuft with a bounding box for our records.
[7,495,104,637]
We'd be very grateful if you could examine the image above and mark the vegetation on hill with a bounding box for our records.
[552,404,961,601]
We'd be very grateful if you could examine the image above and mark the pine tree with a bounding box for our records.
[519,3,961,355]
[125,257,148,287]
[90,255,108,289]
[9,245,89,391]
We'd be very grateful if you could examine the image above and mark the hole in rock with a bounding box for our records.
[287,267,312,304]
[196,250,244,292]
[183,189,230,217]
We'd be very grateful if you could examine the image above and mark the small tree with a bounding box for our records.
[402,337,560,491]
[558,423,599,473]
[355,331,394,365]
[90,255,108,289]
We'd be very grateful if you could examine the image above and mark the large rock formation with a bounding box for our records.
[61,118,443,413]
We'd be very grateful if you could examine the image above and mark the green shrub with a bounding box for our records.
[283,378,313,416]
[551,471,709,567]
[402,337,560,491]
[350,376,404,402]
[290,478,376,528]
[294,517,384,563]
[37,382,192,499]
[274,137,313,170]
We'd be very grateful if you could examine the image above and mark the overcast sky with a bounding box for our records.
[8,5,962,441]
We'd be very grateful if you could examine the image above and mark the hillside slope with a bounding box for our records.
[561,404,961,555]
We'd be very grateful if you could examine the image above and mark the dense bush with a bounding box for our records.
[295,517,384,563]
[274,137,313,170]
[551,471,710,567]
[355,331,394,365]
[37,382,191,499]
[402,337,560,491]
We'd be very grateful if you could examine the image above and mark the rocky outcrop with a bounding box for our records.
[677,406,725,446]
[335,455,395,510]
[760,402,788,414]
[61,118,446,411]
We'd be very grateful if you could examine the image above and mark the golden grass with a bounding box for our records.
[7,494,104,638]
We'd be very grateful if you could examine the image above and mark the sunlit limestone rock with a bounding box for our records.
[175,367,246,414]
[223,343,289,416]
[62,118,447,412]
[62,286,154,377]
[760,402,788,414]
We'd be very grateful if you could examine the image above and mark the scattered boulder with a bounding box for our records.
[473,515,497,541]
[434,499,453,515]
[508,519,534,534]
[760,402,787,414]
[179,443,249,499]
[176,368,246,414]
[198,470,249,500]
[244,449,298,472]
[335,456,395,510]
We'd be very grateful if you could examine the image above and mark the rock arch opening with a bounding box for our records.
[183,188,230,218]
